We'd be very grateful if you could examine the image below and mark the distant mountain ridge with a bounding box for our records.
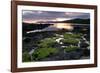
[62,18,90,24]
[23,18,90,24]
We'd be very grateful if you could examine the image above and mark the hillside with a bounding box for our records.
[62,18,90,24]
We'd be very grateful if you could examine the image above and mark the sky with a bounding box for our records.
[22,10,90,23]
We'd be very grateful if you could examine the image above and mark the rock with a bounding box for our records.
[23,37,31,43]
[82,49,90,56]
[68,51,82,59]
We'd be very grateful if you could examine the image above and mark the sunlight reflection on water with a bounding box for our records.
[53,23,74,30]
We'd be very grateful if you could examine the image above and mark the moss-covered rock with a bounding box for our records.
[64,46,79,52]
[32,47,59,60]
[22,52,31,62]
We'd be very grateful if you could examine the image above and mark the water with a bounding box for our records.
[43,23,89,32]
[53,23,74,30]
[26,23,89,33]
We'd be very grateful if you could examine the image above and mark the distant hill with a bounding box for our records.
[35,18,90,24]
[23,22,53,31]
[62,18,90,24]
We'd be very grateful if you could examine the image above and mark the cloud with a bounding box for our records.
[22,10,90,22]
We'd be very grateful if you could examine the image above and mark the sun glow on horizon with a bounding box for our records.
[55,18,71,21]
[54,23,74,30]
[23,18,72,24]
[23,20,38,23]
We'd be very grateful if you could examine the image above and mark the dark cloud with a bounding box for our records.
[22,10,90,22]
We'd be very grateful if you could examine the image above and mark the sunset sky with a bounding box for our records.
[22,10,90,23]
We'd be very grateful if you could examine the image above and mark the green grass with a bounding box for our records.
[32,37,59,60]
[38,38,57,48]
[32,47,59,60]
[22,52,31,62]
[64,46,79,52]
[61,38,79,45]
[63,33,82,39]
